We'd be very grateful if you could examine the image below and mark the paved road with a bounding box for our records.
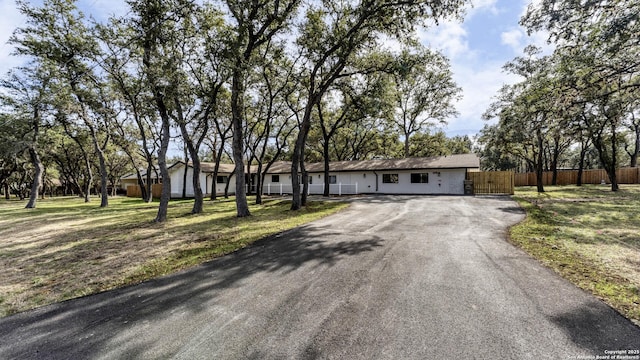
[1,196,639,359]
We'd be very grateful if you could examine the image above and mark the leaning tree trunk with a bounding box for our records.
[224,166,234,199]
[210,143,226,201]
[25,147,44,209]
[136,170,148,201]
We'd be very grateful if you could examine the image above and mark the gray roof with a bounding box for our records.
[265,154,479,174]
[168,161,257,174]
[123,155,479,179]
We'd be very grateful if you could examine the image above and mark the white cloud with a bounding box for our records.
[0,1,27,75]
[500,28,524,52]
[445,60,520,136]
[469,0,500,16]
[419,21,471,59]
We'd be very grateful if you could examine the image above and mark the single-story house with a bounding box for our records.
[123,154,480,198]
[262,154,480,195]
[122,162,253,198]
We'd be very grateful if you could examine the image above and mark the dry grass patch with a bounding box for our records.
[0,196,348,316]
[512,185,640,324]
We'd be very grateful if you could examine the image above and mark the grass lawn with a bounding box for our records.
[0,195,348,317]
[512,185,640,324]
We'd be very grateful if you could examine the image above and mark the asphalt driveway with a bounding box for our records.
[0,195,638,359]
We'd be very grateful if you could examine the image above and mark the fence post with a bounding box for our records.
[339,183,342,196]
[267,183,270,195]
[355,182,358,194]
[280,183,283,195]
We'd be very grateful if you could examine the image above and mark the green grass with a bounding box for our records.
[511,185,640,324]
[0,195,348,317]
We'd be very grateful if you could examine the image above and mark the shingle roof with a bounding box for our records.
[262,154,479,173]
[168,161,257,174]
[126,155,479,178]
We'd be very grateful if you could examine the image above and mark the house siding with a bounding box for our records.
[261,168,468,195]
[168,164,238,198]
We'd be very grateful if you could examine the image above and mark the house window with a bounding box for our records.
[271,175,280,183]
[216,176,228,184]
[383,174,399,184]
[411,173,429,183]
[329,175,337,184]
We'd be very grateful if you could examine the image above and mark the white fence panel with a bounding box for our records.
[262,182,359,196]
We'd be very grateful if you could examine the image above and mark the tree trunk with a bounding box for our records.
[230,64,250,217]
[577,144,588,187]
[145,165,153,203]
[182,146,188,199]
[291,102,315,210]
[535,128,545,193]
[631,123,639,167]
[224,166,234,199]
[25,147,44,209]
[608,120,619,191]
[404,131,411,158]
[4,183,9,200]
[190,157,204,213]
[95,142,109,208]
[82,160,92,203]
[137,171,147,202]
[210,172,217,201]
[550,141,560,186]
[323,141,331,197]
[86,121,110,207]
[155,113,171,222]
[255,162,263,205]
[175,103,204,213]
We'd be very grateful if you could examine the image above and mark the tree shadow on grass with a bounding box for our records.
[0,223,384,359]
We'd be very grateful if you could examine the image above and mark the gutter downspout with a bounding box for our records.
[373,171,379,192]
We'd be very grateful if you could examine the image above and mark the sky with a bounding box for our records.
[0,0,552,140]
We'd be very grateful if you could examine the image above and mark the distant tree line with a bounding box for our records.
[0,0,468,219]
[478,0,639,193]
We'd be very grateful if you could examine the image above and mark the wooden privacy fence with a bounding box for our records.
[126,184,163,198]
[466,171,515,195]
[514,167,640,186]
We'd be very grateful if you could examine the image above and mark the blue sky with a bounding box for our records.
[0,0,551,140]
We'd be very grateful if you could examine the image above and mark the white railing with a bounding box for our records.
[263,182,359,196]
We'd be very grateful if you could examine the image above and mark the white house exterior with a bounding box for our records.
[262,154,480,196]
[167,162,246,198]
[125,154,479,198]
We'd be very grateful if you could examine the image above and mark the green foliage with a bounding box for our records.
[2,0,469,214]
[390,46,462,157]
[409,131,471,157]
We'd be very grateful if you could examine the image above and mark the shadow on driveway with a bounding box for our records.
[0,224,383,360]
